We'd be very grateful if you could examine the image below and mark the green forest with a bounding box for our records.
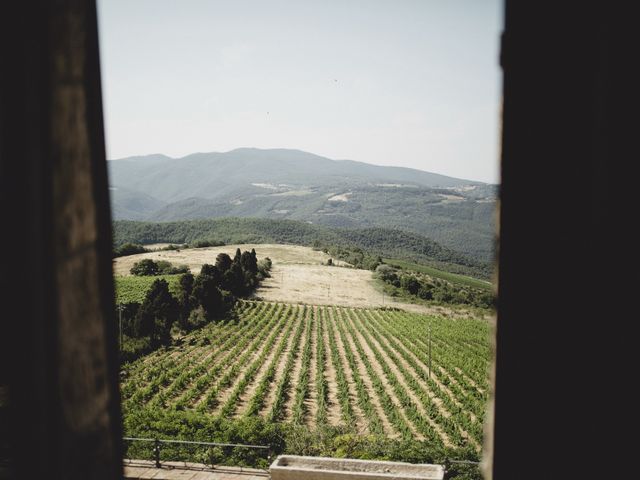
[113,217,492,279]
[117,248,271,362]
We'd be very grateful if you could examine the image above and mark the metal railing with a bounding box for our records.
[122,436,481,474]
[123,437,272,471]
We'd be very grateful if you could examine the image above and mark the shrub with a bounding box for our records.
[374,264,397,281]
[130,258,159,276]
[400,275,420,295]
[161,244,187,251]
[134,279,179,348]
[192,239,225,248]
[157,260,190,275]
[115,243,149,257]
[257,258,272,278]
[186,306,208,330]
[120,335,152,363]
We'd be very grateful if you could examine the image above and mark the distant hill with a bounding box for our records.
[113,217,491,279]
[108,148,497,261]
[109,186,166,220]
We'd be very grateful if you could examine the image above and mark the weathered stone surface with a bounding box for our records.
[270,455,445,480]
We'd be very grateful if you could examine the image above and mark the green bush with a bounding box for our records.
[115,243,149,257]
[257,257,272,278]
[130,259,189,276]
[192,239,226,248]
[121,408,481,478]
[120,335,152,363]
[130,258,159,276]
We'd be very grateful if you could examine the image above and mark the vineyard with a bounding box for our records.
[115,274,182,303]
[121,300,491,455]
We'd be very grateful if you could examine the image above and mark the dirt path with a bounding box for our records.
[303,306,319,428]
[349,310,454,448]
[320,308,342,427]
[333,308,397,438]
[234,306,299,417]
[454,367,486,396]
[258,306,305,417]
[169,305,275,408]
[366,309,481,450]
[369,310,470,414]
[325,307,368,434]
[342,309,424,441]
[151,346,220,406]
[209,315,289,416]
[282,307,311,422]
[191,306,285,411]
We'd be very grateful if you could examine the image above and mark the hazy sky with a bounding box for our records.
[97,0,502,183]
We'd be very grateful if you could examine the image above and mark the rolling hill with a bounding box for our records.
[113,217,491,279]
[108,148,497,261]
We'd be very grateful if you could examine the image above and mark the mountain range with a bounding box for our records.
[108,148,497,262]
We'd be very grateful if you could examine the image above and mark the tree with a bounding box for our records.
[115,243,148,257]
[418,286,433,300]
[130,258,159,276]
[257,258,272,278]
[177,272,194,329]
[156,260,189,275]
[233,248,242,265]
[134,279,178,348]
[200,263,222,285]
[224,262,245,296]
[241,250,258,276]
[400,275,420,295]
[191,274,224,321]
[250,249,258,272]
[375,264,397,282]
[215,253,232,273]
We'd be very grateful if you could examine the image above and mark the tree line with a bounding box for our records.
[374,264,493,309]
[119,248,271,362]
[112,217,491,279]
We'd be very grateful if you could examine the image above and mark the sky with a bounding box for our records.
[97,0,502,184]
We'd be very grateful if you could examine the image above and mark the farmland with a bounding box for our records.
[113,244,481,316]
[115,274,182,303]
[121,300,491,455]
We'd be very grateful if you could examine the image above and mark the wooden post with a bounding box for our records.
[0,1,123,479]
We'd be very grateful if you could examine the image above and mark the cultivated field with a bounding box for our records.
[113,244,383,308]
[121,301,491,451]
[113,244,472,315]
[112,244,348,276]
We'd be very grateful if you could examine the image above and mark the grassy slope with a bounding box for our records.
[113,217,492,280]
[115,274,183,303]
[383,258,493,291]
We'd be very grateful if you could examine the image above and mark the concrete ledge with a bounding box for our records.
[269,455,445,480]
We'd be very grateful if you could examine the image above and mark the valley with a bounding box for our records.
[114,244,485,316]
[121,301,491,466]
[108,148,497,262]
[111,151,496,478]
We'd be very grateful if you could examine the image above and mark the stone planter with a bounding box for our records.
[269,455,445,480]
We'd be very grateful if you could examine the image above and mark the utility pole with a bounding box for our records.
[428,325,432,379]
[117,304,123,351]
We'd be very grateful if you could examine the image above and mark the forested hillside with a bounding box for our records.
[108,148,496,261]
[113,217,491,279]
